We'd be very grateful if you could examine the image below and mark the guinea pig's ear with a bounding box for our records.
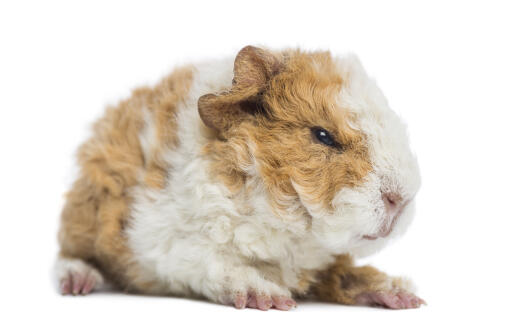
[198,46,281,132]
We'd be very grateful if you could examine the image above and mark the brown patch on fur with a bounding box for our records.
[58,66,194,290]
[141,66,194,189]
[309,255,392,304]
[202,137,250,194]
[203,48,372,219]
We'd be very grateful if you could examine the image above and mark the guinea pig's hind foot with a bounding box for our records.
[233,293,296,311]
[54,257,104,296]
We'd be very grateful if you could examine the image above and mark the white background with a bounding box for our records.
[1,0,510,327]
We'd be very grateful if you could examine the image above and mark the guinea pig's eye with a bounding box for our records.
[311,126,341,149]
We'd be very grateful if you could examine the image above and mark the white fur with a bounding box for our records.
[126,53,420,303]
[333,55,420,257]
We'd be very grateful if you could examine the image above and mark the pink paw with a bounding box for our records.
[233,293,296,311]
[56,258,103,296]
[355,291,426,309]
[60,271,98,296]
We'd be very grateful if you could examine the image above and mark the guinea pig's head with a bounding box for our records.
[199,46,421,257]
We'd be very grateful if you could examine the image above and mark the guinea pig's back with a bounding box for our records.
[57,65,197,289]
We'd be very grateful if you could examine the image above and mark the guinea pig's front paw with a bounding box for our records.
[215,267,296,311]
[231,292,296,311]
[355,290,426,310]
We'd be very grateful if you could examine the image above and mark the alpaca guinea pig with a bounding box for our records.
[55,46,423,310]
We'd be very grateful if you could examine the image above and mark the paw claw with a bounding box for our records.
[71,273,84,295]
[246,295,257,309]
[272,296,297,311]
[234,294,247,309]
[81,275,96,295]
[256,295,272,311]
[60,279,71,295]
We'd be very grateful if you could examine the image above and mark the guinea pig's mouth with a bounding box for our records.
[362,202,408,240]
[362,216,396,240]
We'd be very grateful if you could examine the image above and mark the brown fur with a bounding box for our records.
[58,66,194,290]
[310,255,408,305]
[201,48,372,219]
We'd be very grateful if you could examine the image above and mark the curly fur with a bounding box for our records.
[56,46,421,308]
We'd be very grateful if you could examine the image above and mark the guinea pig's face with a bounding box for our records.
[199,46,421,257]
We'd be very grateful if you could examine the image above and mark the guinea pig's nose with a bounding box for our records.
[382,192,402,218]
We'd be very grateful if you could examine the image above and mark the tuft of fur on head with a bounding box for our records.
[200,46,420,259]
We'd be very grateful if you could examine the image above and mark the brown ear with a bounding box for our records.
[198,46,282,132]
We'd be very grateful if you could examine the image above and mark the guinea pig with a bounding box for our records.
[55,46,423,310]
